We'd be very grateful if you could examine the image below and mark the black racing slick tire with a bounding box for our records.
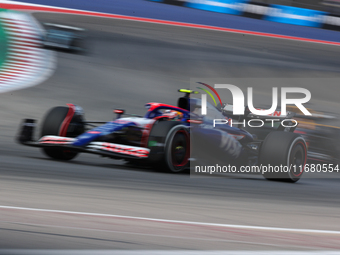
[147,120,190,173]
[40,106,84,160]
[259,131,307,183]
[164,125,190,173]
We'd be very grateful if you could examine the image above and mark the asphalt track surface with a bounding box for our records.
[0,13,340,252]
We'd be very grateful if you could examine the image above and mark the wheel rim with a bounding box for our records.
[289,141,307,178]
[171,130,189,168]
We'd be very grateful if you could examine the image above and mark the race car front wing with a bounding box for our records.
[17,119,150,159]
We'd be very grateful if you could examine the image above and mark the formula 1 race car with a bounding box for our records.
[42,23,86,53]
[17,89,307,182]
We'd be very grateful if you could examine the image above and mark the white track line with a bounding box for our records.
[0,250,340,255]
[0,0,80,10]
[1,205,340,235]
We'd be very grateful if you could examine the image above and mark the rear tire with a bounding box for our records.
[41,106,84,160]
[260,131,307,182]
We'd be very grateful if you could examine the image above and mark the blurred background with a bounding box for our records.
[0,0,340,253]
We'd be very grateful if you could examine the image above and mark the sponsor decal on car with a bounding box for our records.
[88,142,150,158]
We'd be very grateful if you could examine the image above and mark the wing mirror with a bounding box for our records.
[114,109,125,119]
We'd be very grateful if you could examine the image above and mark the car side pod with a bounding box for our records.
[17,119,36,144]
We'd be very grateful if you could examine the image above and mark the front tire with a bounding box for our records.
[260,131,307,182]
[41,106,84,160]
